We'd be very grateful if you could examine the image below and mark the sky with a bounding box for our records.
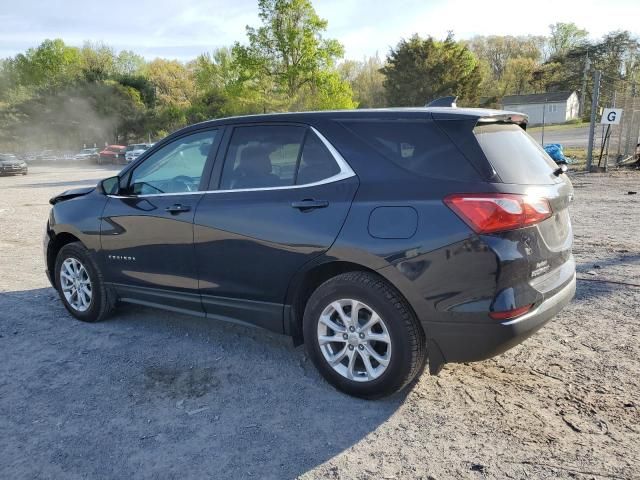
[0,0,638,61]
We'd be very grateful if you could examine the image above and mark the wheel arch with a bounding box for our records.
[47,231,83,287]
[285,260,424,348]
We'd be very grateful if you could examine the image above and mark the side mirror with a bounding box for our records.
[99,176,120,195]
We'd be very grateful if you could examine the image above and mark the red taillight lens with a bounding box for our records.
[444,193,552,234]
[489,304,534,320]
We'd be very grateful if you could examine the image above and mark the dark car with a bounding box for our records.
[0,154,28,175]
[44,107,575,398]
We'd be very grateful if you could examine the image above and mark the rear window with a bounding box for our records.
[339,119,480,181]
[474,124,559,184]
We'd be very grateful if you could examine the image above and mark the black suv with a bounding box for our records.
[44,107,575,398]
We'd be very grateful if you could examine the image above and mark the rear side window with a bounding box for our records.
[220,125,305,189]
[219,126,343,190]
[474,124,559,184]
[339,119,480,181]
[296,132,340,185]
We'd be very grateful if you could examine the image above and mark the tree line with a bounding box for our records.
[0,0,638,152]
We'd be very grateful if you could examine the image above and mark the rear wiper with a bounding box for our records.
[553,164,568,176]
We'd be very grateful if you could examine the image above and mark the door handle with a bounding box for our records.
[165,204,191,214]
[291,199,329,211]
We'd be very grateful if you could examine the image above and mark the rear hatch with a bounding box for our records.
[476,122,574,296]
[473,123,573,256]
[437,117,574,307]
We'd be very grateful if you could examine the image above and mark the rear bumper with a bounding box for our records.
[427,273,576,370]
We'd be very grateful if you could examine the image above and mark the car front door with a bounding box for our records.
[100,128,221,314]
[193,123,359,332]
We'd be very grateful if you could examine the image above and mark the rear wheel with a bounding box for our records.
[54,242,115,322]
[303,271,426,399]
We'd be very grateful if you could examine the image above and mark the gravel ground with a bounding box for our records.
[1,165,639,479]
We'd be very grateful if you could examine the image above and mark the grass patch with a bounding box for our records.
[528,121,588,132]
[563,147,587,171]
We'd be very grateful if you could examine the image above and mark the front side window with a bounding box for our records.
[129,130,216,195]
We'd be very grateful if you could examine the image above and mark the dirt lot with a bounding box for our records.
[1,165,639,479]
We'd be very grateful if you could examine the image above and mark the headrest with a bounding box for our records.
[238,145,272,175]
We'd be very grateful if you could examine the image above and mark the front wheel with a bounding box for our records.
[303,271,427,399]
[54,242,115,322]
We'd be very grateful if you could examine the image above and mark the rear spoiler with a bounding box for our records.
[475,113,528,131]
[426,96,528,130]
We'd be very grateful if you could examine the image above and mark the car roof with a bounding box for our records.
[186,107,528,130]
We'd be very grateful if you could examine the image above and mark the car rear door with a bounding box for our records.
[100,128,221,314]
[193,123,359,332]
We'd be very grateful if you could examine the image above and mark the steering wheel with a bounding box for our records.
[170,175,196,192]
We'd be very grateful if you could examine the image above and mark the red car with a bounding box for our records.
[98,145,126,165]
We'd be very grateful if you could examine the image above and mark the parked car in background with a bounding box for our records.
[98,145,126,165]
[74,148,99,162]
[44,106,575,398]
[125,144,150,163]
[35,150,57,162]
[0,153,28,175]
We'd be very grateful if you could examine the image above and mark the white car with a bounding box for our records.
[125,144,150,163]
[73,148,99,161]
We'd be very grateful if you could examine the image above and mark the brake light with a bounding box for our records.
[489,304,533,320]
[444,193,552,234]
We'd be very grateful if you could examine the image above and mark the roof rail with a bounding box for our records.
[426,96,458,108]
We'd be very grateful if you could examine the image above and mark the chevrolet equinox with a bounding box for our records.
[44,107,576,398]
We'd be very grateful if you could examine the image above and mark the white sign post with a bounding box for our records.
[601,108,623,125]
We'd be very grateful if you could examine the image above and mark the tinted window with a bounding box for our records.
[340,120,479,181]
[296,132,340,185]
[129,130,216,195]
[474,124,559,185]
[220,126,305,190]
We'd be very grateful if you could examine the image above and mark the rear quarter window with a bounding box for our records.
[474,124,560,185]
[339,119,481,181]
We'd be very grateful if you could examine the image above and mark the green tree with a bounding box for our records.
[80,42,116,82]
[381,35,483,106]
[500,57,538,95]
[11,39,82,88]
[548,22,589,59]
[339,55,386,108]
[467,35,542,80]
[545,31,640,112]
[233,0,355,110]
[115,50,146,76]
[146,59,196,108]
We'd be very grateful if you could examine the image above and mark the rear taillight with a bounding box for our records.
[444,193,552,234]
[489,304,533,320]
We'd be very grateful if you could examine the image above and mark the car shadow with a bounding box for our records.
[0,287,405,479]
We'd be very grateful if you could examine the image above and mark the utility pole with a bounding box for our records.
[586,70,601,172]
[541,98,547,146]
[579,52,590,118]
[624,82,637,156]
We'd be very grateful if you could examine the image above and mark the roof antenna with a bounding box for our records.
[426,96,458,108]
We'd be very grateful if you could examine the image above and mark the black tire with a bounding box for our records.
[54,242,115,322]
[303,271,426,399]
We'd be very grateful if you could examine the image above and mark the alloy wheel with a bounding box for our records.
[317,299,392,382]
[60,257,93,312]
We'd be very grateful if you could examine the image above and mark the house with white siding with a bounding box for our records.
[501,91,580,125]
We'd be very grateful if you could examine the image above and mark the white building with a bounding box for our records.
[501,91,580,125]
